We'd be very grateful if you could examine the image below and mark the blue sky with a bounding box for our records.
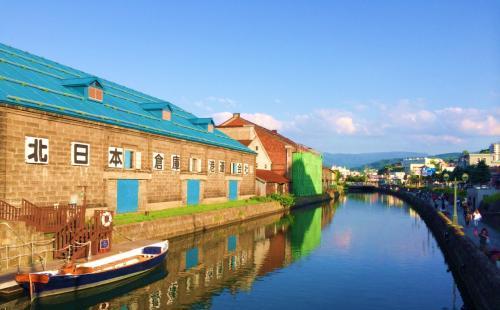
[1,1,499,154]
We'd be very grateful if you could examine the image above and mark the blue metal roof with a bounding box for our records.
[0,43,254,154]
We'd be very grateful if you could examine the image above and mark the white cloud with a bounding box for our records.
[193,96,238,113]
[241,112,284,130]
[334,116,357,134]
[211,111,284,130]
[412,134,464,145]
[207,97,498,153]
[459,115,500,136]
[212,112,234,125]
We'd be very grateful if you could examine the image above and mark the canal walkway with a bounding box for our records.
[421,195,500,257]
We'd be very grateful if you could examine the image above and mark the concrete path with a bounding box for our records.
[422,195,500,264]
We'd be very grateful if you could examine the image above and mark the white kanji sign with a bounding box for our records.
[171,154,181,171]
[244,163,249,175]
[71,142,90,166]
[25,136,49,164]
[108,147,124,168]
[153,152,164,170]
[208,159,216,173]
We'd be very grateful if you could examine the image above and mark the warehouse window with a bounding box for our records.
[189,157,202,173]
[231,162,242,175]
[124,150,134,169]
[88,82,103,102]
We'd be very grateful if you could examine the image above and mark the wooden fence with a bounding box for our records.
[55,210,113,261]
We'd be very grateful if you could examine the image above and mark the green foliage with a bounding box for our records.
[448,160,491,185]
[479,148,490,154]
[268,193,296,208]
[431,187,466,199]
[483,192,500,205]
[115,197,269,225]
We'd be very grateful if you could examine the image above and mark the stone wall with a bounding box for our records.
[294,193,331,207]
[380,188,500,310]
[113,201,283,243]
[0,221,54,271]
[0,110,6,200]
[0,105,256,211]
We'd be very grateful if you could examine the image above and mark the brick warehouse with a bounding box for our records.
[0,43,256,213]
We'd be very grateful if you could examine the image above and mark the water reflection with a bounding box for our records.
[3,194,466,310]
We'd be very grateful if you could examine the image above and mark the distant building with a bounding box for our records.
[331,165,351,177]
[458,143,500,168]
[402,157,446,175]
[218,113,322,196]
[322,167,336,192]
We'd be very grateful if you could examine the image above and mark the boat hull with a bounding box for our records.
[20,251,167,299]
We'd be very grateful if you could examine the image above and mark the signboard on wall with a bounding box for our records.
[153,152,164,170]
[108,147,124,168]
[25,136,49,164]
[71,142,90,166]
[421,167,436,177]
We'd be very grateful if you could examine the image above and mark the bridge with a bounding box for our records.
[345,182,379,192]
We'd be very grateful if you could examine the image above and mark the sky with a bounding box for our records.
[1,1,499,154]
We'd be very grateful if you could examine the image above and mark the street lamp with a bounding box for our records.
[462,173,469,183]
[452,173,469,225]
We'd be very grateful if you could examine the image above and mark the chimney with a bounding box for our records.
[271,129,278,134]
[233,113,240,118]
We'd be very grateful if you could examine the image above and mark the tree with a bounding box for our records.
[470,160,491,184]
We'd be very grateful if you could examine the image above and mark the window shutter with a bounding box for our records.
[197,159,202,172]
[135,152,142,169]
[189,158,193,172]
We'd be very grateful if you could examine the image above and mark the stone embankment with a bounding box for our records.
[114,201,285,243]
[294,193,334,207]
[379,188,500,310]
[115,193,337,243]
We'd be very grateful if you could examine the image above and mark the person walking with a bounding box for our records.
[473,209,482,227]
[479,228,489,255]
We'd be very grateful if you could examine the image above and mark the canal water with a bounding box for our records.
[4,193,466,309]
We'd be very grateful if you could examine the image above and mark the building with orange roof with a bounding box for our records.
[217,113,323,196]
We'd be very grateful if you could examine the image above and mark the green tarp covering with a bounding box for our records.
[292,152,323,196]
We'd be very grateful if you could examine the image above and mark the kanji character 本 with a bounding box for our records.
[25,137,49,164]
[108,147,124,168]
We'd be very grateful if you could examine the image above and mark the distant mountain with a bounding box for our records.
[433,152,461,161]
[323,152,427,169]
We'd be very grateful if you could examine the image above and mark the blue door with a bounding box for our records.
[187,179,200,206]
[228,180,238,201]
[185,247,199,270]
[227,235,237,252]
[117,179,139,213]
